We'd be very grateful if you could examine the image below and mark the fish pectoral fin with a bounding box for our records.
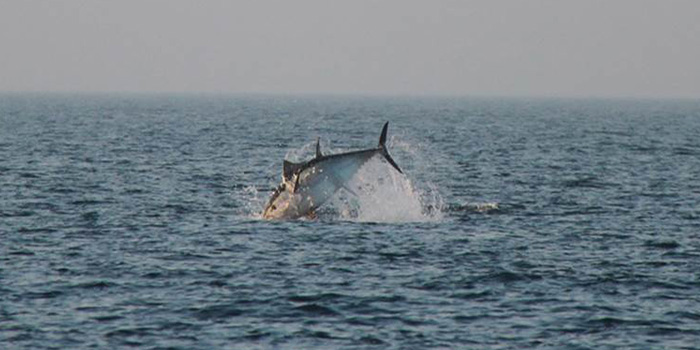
[292,174,302,193]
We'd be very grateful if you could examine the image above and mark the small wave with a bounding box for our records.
[287,292,348,303]
[447,202,501,213]
[358,335,387,345]
[69,281,116,290]
[92,315,124,323]
[8,250,35,256]
[19,172,40,179]
[584,316,670,331]
[104,327,154,340]
[673,146,700,156]
[665,311,700,321]
[70,199,110,206]
[293,303,341,317]
[293,329,337,340]
[450,290,494,301]
[233,329,274,341]
[1,210,34,218]
[191,304,245,320]
[477,270,543,284]
[24,290,65,299]
[644,239,681,250]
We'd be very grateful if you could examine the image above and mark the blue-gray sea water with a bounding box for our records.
[1,94,699,349]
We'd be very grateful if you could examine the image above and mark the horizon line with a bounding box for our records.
[0,90,698,101]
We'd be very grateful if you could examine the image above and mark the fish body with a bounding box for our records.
[262,122,402,220]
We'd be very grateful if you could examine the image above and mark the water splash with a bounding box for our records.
[240,185,265,219]
[449,202,501,213]
[329,158,444,222]
[320,135,445,222]
[472,202,500,212]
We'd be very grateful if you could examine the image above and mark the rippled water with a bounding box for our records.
[2,94,700,349]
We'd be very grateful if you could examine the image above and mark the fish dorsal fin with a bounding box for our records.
[283,160,304,182]
[315,137,322,158]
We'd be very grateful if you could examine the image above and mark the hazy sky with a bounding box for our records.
[1,0,699,97]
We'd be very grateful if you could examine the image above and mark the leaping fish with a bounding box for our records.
[262,122,403,220]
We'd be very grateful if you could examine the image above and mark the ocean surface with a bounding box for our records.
[1,93,699,349]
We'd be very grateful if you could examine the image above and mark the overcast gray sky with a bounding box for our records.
[1,0,699,97]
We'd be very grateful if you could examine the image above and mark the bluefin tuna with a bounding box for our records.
[262,122,403,219]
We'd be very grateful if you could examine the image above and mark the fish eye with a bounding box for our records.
[271,205,277,211]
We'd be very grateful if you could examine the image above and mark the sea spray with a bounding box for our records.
[332,157,444,222]
[332,133,445,222]
[241,185,266,219]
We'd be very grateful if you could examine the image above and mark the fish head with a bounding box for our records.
[262,184,301,219]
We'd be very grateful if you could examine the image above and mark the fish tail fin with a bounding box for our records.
[378,121,403,174]
[383,149,403,174]
[378,122,389,147]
